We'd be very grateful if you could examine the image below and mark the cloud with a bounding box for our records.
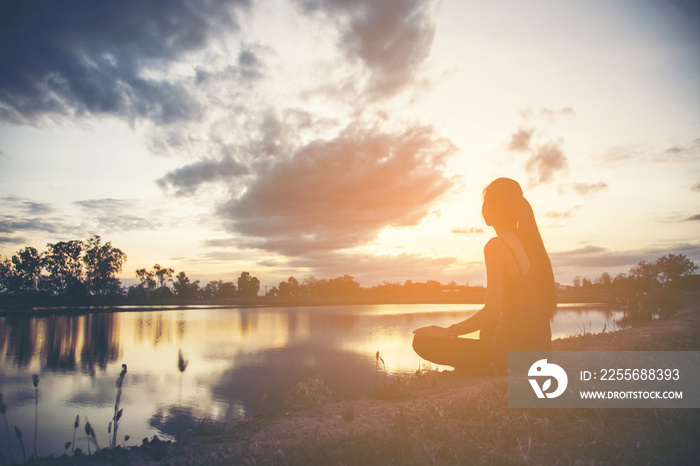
[0,218,61,235]
[0,0,250,125]
[75,199,160,231]
[544,208,578,220]
[157,154,250,196]
[602,137,700,165]
[294,0,437,99]
[685,214,700,221]
[452,227,483,235]
[0,236,27,246]
[549,243,700,269]
[519,106,575,121]
[0,196,64,235]
[572,182,608,196]
[692,183,700,192]
[507,108,571,185]
[218,124,456,255]
[1,196,54,215]
[277,250,459,285]
[661,138,700,162]
[525,140,568,185]
[507,128,533,152]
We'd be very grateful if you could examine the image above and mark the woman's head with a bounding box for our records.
[482,177,524,228]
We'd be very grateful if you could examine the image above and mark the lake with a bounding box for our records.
[0,303,627,459]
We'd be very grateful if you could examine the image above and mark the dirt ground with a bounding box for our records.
[27,300,700,465]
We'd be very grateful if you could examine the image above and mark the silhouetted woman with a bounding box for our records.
[413,177,556,374]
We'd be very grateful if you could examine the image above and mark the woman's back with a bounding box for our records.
[492,235,552,371]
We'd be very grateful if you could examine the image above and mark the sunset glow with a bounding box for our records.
[1,0,698,289]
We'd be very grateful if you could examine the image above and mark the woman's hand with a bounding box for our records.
[413,325,451,338]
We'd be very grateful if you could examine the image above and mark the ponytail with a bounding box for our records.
[516,197,557,318]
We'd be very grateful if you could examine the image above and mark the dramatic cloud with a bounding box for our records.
[218,124,456,255]
[295,0,437,99]
[0,0,250,124]
[572,182,608,196]
[525,141,568,185]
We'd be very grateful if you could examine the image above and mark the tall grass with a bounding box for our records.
[110,364,127,450]
[375,351,386,389]
[13,426,25,464]
[71,415,79,456]
[0,392,13,465]
[32,374,38,460]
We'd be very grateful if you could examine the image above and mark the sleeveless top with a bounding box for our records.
[490,238,552,372]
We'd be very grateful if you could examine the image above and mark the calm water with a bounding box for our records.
[0,303,626,459]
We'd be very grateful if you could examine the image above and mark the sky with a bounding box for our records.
[1,0,699,290]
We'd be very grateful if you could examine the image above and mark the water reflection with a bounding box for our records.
[1,314,120,375]
[0,303,629,459]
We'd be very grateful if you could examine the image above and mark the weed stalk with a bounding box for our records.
[13,426,25,464]
[0,393,14,464]
[85,421,100,454]
[32,374,39,459]
[112,364,127,449]
[71,415,79,456]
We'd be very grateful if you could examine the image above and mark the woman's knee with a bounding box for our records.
[412,334,426,355]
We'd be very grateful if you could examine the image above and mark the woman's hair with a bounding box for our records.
[482,178,556,318]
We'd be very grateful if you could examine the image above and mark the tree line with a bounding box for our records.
[1,237,698,309]
[572,254,698,291]
[0,236,261,307]
[0,236,126,302]
[266,276,484,300]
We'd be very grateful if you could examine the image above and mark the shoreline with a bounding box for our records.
[0,288,630,316]
[25,294,700,465]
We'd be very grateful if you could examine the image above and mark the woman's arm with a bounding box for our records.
[413,238,508,338]
[447,238,506,336]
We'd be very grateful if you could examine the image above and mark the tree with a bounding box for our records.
[0,255,15,295]
[594,272,612,286]
[135,268,157,293]
[42,240,84,297]
[628,260,658,287]
[152,264,175,289]
[11,247,43,294]
[278,276,300,297]
[237,272,260,298]
[655,254,698,284]
[173,271,200,300]
[83,236,126,296]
